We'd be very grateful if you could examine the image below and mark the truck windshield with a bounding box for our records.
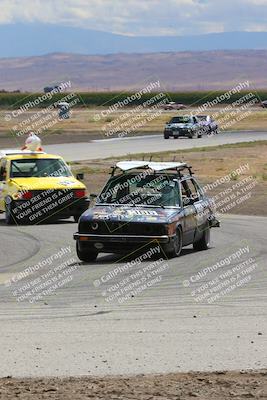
[97,173,181,207]
[10,158,72,178]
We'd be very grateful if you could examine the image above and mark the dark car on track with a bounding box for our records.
[74,161,220,261]
[164,116,203,139]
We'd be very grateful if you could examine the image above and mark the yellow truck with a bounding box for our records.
[0,149,89,225]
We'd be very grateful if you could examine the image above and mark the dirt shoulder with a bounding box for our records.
[72,141,267,217]
[1,370,266,399]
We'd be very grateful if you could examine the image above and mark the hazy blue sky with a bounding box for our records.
[0,0,267,36]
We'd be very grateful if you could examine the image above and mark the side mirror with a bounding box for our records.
[76,173,84,181]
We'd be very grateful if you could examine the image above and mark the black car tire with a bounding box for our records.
[197,133,202,138]
[76,242,98,262]
[5,198,16,225]
[164,132,170,139]
[164,227,183,258]
[193,227,210,251]
[189,131,196,139]
[174,135,178,139]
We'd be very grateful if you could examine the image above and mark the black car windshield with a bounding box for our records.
[10,158,72,178]
[170,116,191,124]
[97,173,181,207]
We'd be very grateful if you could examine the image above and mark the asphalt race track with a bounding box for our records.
[45,131,267,161]
[0,130,266,377]
[0,214,266,377]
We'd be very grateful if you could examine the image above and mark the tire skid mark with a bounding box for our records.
[0,227,41,271]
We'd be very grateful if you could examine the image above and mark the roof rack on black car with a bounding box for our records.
[110,160,194,176]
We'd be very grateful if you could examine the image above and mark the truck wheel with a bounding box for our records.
[193,228,210,251]
[189,131,196,139]
[76,242,98,262]
[5,198,16,225]
[197,133,202,138]
[164,132,170,139]
[163,227,182,258]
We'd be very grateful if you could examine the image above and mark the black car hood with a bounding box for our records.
[81,205,180,223]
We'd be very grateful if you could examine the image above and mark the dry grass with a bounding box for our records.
[72,141,267,216]
[1,107,267,138]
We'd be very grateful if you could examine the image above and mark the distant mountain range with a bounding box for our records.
[0,50,267,92]
[2,23,267,57]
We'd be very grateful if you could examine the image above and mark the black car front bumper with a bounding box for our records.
[165,129,193,137]
[74,233,170,243]
[74,232,170,252]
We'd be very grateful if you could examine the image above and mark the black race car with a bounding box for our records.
[164,116,202,139]
[74,161,220,261]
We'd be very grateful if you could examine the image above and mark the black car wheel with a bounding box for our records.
[76,242,98,262]
[193,227,210,251]
[164,132,170,139]
[189,131,197,139]
[5,198,16,225]
[164,227,183,258]
[197,133,202,138]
